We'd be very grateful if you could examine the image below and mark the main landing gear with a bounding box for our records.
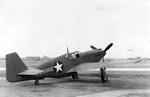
[35,80,39,85]
[100,67,108,82]
[72,72,79,79]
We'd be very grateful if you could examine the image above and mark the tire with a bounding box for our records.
[101,74,108,82]
[100,68,108,82]
[35,80,39,85]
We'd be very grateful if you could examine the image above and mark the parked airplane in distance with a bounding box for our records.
[6,43,113,85]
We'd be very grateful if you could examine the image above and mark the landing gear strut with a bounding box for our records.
[100,67,108,82]
[72,72,79,79]
[35,80,39,85]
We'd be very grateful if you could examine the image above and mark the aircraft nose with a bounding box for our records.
[99,50,106,57]
[103,51,106,56]
[94,50,105,57]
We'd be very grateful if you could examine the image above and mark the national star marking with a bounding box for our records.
[54,62,63,73]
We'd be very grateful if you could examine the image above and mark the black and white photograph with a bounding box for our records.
[0,0,150,97]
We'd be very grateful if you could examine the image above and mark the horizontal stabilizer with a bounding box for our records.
[18,68,43,76]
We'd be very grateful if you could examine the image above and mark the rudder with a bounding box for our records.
[6,52,28,82]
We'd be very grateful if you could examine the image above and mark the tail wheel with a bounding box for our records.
[72,72,78,79]
[100,67,108,82]
[35,80,39,85]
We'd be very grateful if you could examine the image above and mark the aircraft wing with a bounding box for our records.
[18,68,43,76]
[73,62,107,71]
[69,58,146,72]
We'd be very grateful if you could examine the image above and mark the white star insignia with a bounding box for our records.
[54,62,63,73]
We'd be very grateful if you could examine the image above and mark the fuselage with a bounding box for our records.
[34,49,106,78]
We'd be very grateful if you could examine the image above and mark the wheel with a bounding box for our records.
[101,74,108,82]
[35,80,39,85]
[72,72,78,79]
[100,68,108,82]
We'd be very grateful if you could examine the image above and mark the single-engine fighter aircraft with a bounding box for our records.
[6,43,113,85]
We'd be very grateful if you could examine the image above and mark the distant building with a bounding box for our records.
[25,56,40,61]
[40,55,50,60]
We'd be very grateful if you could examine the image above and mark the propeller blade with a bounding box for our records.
[103,57,104,62]
[90,45,97,50]
[104,43,113,52]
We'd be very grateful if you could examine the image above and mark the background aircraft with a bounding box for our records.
[6,43,113,85]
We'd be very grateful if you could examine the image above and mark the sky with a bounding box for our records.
[0,0,150,58]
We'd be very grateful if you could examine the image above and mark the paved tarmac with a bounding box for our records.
[0,68,150,97]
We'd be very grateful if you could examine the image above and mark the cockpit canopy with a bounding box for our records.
[66,51,81,59]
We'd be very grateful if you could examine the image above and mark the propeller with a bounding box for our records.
[104,43,113,52]
[90,43,113,52]
[102,57,104,62]
[90,45,102,50]
[103,43,113,62]
[90,45,97,49]
[90,43,113,62]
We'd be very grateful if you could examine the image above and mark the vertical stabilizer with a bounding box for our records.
[6,52,28,82]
